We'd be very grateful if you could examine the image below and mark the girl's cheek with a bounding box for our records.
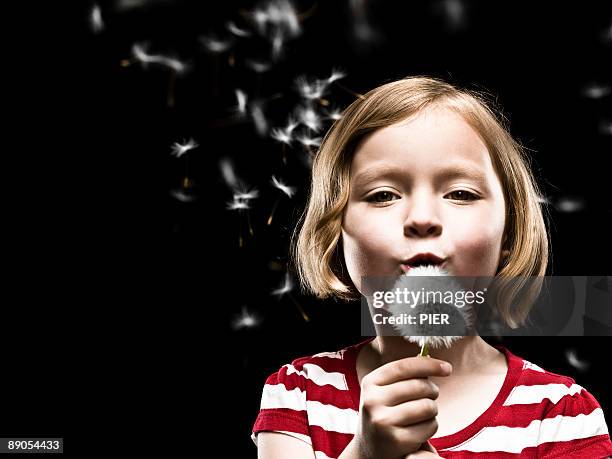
[452,227,503,276]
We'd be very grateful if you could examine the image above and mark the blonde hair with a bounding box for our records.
[290,76,551,328]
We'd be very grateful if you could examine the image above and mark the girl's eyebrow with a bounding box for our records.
[353,162,489,188]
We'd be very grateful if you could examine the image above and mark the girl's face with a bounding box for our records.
[342,106,507,293]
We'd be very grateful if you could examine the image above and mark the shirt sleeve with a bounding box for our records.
[537,382,612,458]
[251,363,313,448]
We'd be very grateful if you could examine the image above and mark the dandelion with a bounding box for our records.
[385,265,475,356]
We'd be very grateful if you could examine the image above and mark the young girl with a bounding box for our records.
[251,76,612,458]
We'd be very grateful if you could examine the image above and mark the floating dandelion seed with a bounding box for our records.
[296,134,322,148]
[227,187,259,246]
[271,118,299,164]
[199,34,234,54]
[234,189,260,202]
[219,157,240,190]
[90,4,104,33]
[249,0,301,38]
[267,176,296,225]
[386,265,475,356]
[271,31,285,59]
[231,306,262,330]
[295,75,328,100]
[581,83,612,99]
[325,107,344,121]
[271,127,293,145]
[272,272,309,321]
[271,176,296,198]
[170,138,199,158]
[555,196,586,213]
[245,59,273,74]
[296,106,322,132]
[226,20,252,37]
[170,187,196,203]
[327,68,346,84]
[565,348,590,372]
[235,89,248,116]
[250,102,269,136]
[131,43,187,74]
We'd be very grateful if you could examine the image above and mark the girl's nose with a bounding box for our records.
[403,196,442,237]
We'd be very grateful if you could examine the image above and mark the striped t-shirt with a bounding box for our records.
[252,337,612,458]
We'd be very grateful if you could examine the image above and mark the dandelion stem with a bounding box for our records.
[419,342,430,357]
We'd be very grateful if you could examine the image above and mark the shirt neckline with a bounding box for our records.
[343,337,522,451]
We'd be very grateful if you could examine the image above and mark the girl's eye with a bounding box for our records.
[367,191,398,203]
[446,190,479,201]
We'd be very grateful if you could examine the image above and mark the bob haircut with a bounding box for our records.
[291,76,551,328]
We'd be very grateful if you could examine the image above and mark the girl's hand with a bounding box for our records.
[403,440,442,458]
[352,356,452,459]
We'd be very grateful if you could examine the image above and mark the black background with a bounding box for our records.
[4,0,611,456]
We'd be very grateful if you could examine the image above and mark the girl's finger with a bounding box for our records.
[403,450,440,458]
